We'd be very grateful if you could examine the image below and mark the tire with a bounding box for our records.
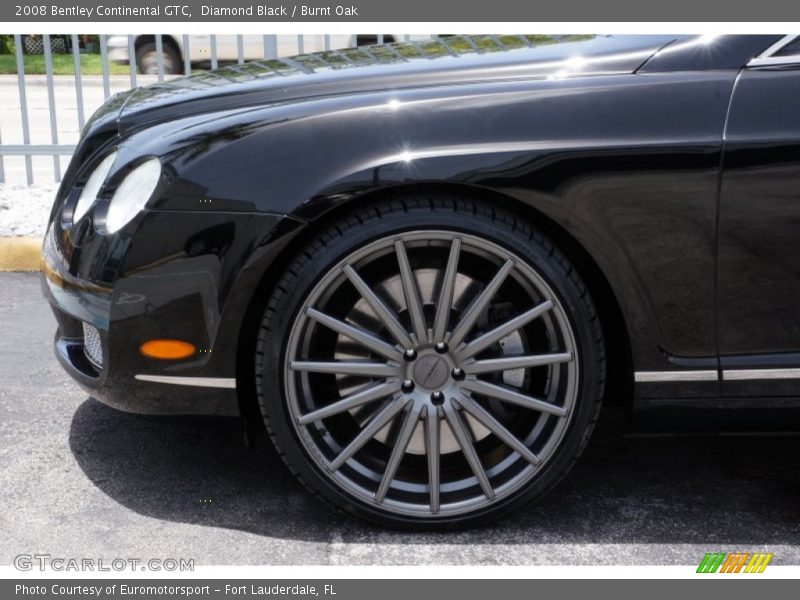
[135,42,181,75]
[256,194,605,529]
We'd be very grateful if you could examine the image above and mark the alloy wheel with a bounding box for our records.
[283,230,579,517]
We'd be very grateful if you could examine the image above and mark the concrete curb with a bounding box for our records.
[0,237,43,272]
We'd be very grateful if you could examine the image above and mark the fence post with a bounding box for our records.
[13,34,33,186]
[128,35,137,88]
[99,35,111,99]
[43,34,61,182]
[182,35,191,75]
[155,34,165,81]
[210,35,218,69]
[263,35,277,59]
[71,34,86,132]
[237,35,244,64]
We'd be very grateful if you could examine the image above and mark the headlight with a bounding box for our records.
[105,158,161,233]
[72,151,117,224]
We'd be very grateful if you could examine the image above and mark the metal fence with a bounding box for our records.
[0,33,421,186]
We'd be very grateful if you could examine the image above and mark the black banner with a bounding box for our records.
[3,0,800,22]
[4,579,800,600]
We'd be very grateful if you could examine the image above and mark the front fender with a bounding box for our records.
[136,70,734,377]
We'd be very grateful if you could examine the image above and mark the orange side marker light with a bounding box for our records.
[140,339,196,360]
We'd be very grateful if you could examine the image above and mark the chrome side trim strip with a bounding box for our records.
[634,370,718,382]
[723,368,800,381]
[136,369,800,387]
[134,375,237,389]
[748,56,800,68]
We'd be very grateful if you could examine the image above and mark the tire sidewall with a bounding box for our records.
[257,203,603,529]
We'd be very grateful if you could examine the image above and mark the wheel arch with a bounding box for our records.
[234,181,633,432]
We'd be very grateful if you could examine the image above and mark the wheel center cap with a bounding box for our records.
[413,355,450,390]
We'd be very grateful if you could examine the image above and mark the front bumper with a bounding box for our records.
[42,208,292,416]
[47,302,239,416]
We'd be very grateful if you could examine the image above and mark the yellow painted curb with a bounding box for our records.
[0,237,43,272]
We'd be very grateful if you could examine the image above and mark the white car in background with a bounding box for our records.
[106,34,433,74]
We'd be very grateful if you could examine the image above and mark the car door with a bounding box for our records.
[717,36,800,396]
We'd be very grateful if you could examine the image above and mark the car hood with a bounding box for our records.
[114,35,680,133]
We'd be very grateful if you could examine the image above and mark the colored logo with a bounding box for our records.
[697,552,773,573]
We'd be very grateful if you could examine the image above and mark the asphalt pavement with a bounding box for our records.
[2,272,800,566]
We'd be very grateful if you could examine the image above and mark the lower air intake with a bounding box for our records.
[82,322,103,369]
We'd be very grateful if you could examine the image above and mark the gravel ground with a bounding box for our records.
[2,271,800,566]
[0,184,57,236]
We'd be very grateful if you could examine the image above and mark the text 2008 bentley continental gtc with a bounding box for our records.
[43,34,800,528]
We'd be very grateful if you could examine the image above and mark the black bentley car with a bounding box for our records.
[43,34,800,528]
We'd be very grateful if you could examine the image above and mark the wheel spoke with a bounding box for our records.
[454,394,541,465]
[457,300,555,360]
[432,237,462,342]
[306,307,400,360]
[376,403,425,503]
[459,379,567,417]
[394,240,428,343]
[425,405,441,513]
[443,401,494,499]
[328,397,409,471]
[298,380,401,425]
[343,264,414,348]
[463,352,572,375]
[291,360,399,378]
[448,259,514,349]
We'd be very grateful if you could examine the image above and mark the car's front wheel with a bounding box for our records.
[256,195,605,528]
